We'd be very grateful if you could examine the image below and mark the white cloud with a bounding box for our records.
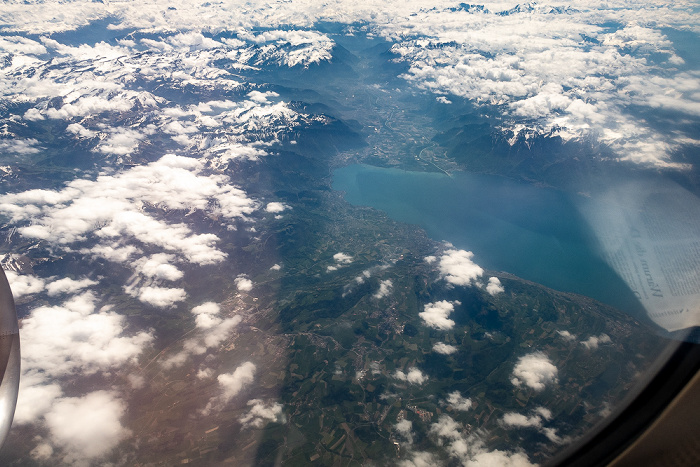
[399,452,442,467]
[557,330,576,341]
[265,202,288,213]
[393,367,427,385]
[45,277,97,296]
[239,399,285,428]
[162,302,241,368]
[419,300,457,330]
[235,275,253,292]
[127,374,145,389]
[501,407,563,444]
[502,412,542,428]
[0,138,41,155]
[433,342,458,355]
[202,362,256,415]
[435,249,483,287]
[96,127,145,155]
[20,292,153,381]
[44,391,130,463]
[0,154,259,267]
[23,108,45,121]
[373,279,393,299]
[428,414,535,467]
[445,391,472,411]
[219,362,257,401]
[133,254,183,281]
[581,333,612,350]
[14,372,62,425]
[5,270,45,297]
[46,96,134,120]
[168,31,221,50]
[29,441,53,461]
[135,286,186,308]
[328,252,355,272]
[200,317,240,348]
[66,122,97,138]
[270,263,282,271]
[382,4,700,168]
[485,276,504,295]
[192,301,220,316]
[15,291,151,460]
[333,252,353,264]
[395,419,414,445]
[0,36,47,55]
[511,352,558,391]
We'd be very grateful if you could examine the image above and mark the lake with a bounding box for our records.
[332,164,641,314]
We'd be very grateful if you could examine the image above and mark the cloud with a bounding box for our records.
[23,108,45,121]
[0,35,47,55]
[127,374,145,389]
[30,441,53,461]
[485,276,504,295]
[239,399,285,428]
[433,342,458,355]
[333,252,353,264]
[162,302,241,368]
[393,367,427,385]
[46,96,134,120]
[435,249,483,287]
[328,252,354,272]
[66,122,97,138]
[511,352,558,391]
[373,279,393,299]
[14,372,62,425]
[399,451,442,467]
[0,154,259,267]
[97,127,145,155]
[15,291,151,460]
[192,301,220,317]
[44,391,131,463]
[167,31,221,50]
[45,277,97,296]
[134,286,187,308]
[502,412,542,428]
[419,300,457,330]
[133,254,183,281]
[557,330,576,341]
[501,407,563,444]
[202,362,257,415]
[219,362,257,401]
[445,391,472,411]
[265,202,288,213]
[0,138,41,155]
[5,270,45,297]
[395,419,414,445]
[581,333,612,350]
[19,292,153,381]
[234,275,253,292]
[428,414,535,467]
[382,4,700,167]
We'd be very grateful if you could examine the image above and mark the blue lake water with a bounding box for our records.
[332,164,640,313]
